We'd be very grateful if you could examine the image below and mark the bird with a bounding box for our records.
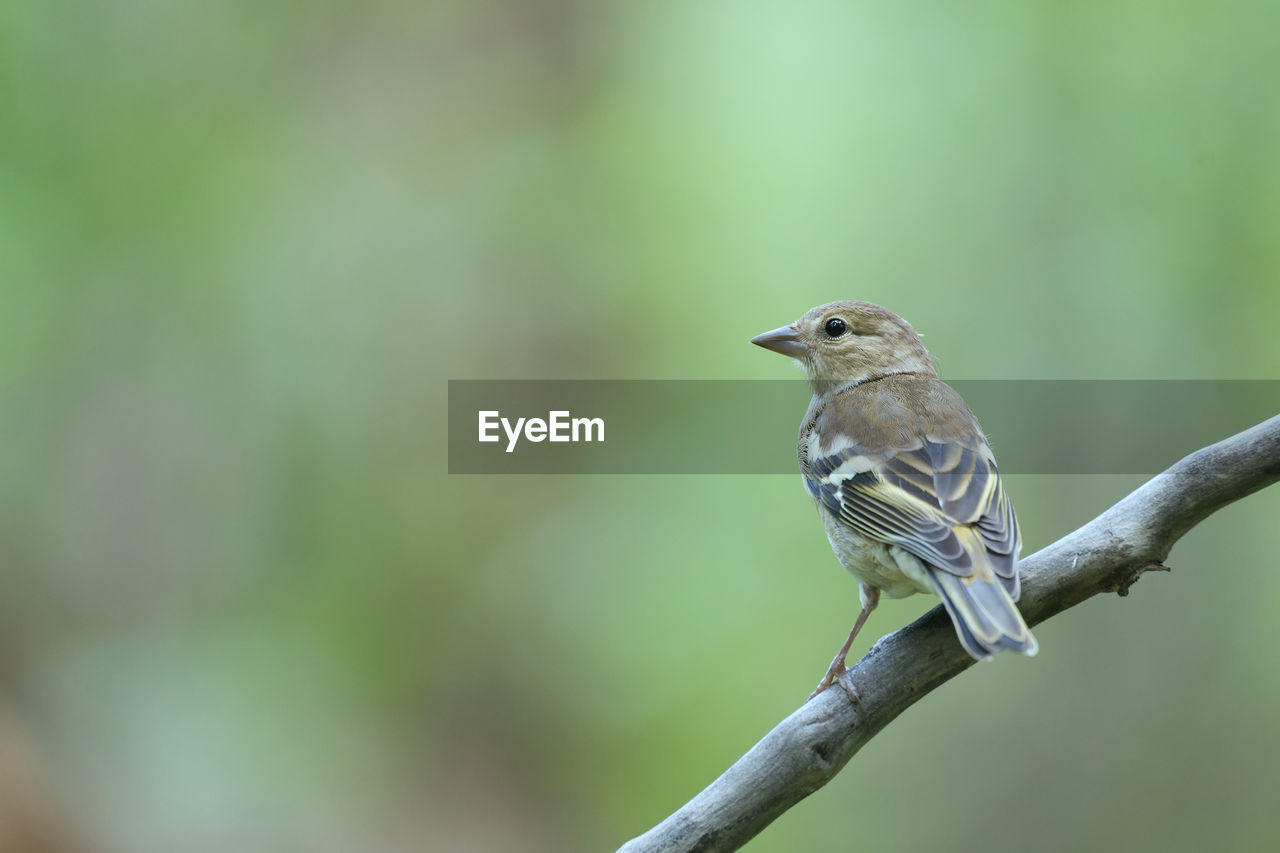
[750,301,1036,700]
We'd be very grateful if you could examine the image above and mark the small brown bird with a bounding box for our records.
[751,301,1036,700]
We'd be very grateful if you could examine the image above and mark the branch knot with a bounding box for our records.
[1115,561,1170,597]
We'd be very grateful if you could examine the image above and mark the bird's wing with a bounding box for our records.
[805,437,1021,591]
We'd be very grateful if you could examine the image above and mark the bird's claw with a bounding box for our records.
[835,669,861,707]
[808,663,860,705]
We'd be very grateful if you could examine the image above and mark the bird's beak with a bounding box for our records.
[750,324,809,358]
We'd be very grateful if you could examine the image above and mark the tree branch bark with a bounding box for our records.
[618,414,1280,853]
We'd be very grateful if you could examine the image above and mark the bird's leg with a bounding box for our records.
[808,587,880,702]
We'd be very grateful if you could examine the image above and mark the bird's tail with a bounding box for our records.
[930,534,1037,660]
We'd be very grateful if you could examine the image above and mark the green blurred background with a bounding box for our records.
[4,1,1280,851]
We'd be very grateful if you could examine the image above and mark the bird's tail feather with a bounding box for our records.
[930,569,1038,660]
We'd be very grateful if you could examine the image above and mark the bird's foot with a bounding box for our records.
[807,662,860,705]
[835,669,861,707]
[807,672,836,701]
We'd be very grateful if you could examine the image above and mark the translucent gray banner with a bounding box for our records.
[447,380,1278,474]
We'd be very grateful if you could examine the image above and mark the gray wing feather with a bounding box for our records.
[806,437,1021,588]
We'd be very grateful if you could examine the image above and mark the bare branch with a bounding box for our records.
[618,414,1280,853]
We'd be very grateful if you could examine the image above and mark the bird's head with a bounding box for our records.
[751,301,936,394]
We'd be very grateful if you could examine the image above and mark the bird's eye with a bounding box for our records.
[824,318,848,338]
